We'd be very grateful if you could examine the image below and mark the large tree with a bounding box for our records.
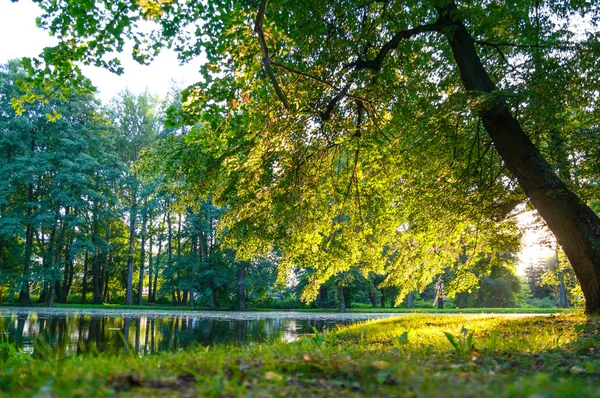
[16,0,600,312]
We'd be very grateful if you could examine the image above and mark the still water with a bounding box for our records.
[0,307,401,357]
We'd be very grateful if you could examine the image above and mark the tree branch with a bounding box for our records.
[475,40,578,52]
[270,61,373,121]
[350,22,442,71]
[255,0,290,111]
[320,83,351,121]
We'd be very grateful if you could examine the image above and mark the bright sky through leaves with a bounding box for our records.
[0,0,203,102]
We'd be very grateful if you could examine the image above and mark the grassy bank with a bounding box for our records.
[0,302,573,314]
[1,314,598,397]
[283,307,572,314]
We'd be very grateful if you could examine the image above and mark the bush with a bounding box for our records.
[251,297,308,309]
[525,296,557,308]
[351,302,374,309]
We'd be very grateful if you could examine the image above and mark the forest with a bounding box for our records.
[0,59,577,310]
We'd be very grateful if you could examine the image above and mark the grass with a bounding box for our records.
[0,313,598,397]
[289,307,571,314]
[0,302,572,314]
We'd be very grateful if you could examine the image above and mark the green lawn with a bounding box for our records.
[0,313,598,397]
[1,302,573,314]
[288,307,571,314]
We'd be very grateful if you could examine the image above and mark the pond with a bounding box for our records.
[0,307,403,357]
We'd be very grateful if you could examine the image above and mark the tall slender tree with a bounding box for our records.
[107,90,162,305]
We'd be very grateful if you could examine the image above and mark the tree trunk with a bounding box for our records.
[126,201,137,305]
[92,246,102,304]
[318,286,328,308]
[369,279,378,308]
[81,249,88,303]
[151,231,162,303]
[189,228,197,307]
[18,182,35,305]
[103,272,110,303]
[54,206,70,304]
[44,210,60,306]
[177,213,182,258]
[36,230,48,304]
[47,283,55,307]
[91,198,102,304]
[559,276,568,308]
[368,291,377,308]
[189,289,194,307]
[168,211,176,305]
[62,245,75,302]
[175,214,182,306]
[337,284,346,312]
[152,268,158,302]
[147,219,153,303]
[138,205,147,305]
[380,288,386,308]
[406,291,413,309]
[437,2,600,313]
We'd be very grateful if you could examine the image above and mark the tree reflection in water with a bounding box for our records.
[0,313,354,357]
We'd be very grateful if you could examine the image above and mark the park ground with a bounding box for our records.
[0,302,573,314]
[0,312,598,397]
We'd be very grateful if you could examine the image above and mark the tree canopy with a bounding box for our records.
[12,0,600,312]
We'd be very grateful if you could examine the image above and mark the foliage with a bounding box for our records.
[443,326,474,361]
[0,60,125,305]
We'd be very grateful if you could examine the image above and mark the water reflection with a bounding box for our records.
[0,312,356,357]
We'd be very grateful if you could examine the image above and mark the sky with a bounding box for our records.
[515,210,555,274]
[0,0,554,276]
[0,0,202,103]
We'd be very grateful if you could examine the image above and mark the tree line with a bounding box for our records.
[0,61,284,308]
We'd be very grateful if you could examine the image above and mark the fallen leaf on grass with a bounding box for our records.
[265,371,283,381]
[372,361,389,370]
